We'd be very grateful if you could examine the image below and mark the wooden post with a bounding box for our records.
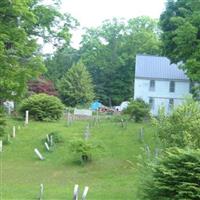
[73,184,79,200]
[82,186,89,200]
[25,110,29,125]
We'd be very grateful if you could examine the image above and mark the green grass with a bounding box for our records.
[0,117,157,199]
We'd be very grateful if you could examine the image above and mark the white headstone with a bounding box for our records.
[12,126,16,138]
[39,183,44,200]
[44,142,50,151]
[0,140,2,152]
[25,110,29,125]
[84,125,90,141]
[34,148,44,160]
[46,134,50,143]
[73,184,79,200]
[82,186,89,200]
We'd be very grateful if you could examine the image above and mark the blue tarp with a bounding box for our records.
[90,101,102,110]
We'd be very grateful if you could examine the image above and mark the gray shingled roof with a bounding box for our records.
[135,55,189,80]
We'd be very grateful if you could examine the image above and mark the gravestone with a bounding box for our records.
[12,126,16,138]
[154,147,159,159]
[25,110,29,125]
[44,142,50,151]
[84,125,90,141]
[139,127,144,142]
[46,134,50,144]
[39,183,44,200]
[0,140,2,152]
[82,186,89,200]
[34,148,44,160]
[50,135,53,146]
[145,144,150,159]
[73,184,79,200]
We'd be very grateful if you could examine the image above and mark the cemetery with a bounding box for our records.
[0,112,157,199]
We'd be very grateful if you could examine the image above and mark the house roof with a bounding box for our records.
[135,55,189,80]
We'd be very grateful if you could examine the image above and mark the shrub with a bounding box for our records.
[154,99,200,148]
[49,132,64,143]
[0,110,6,137]
[142,147,200,200]
[20,93,64,121]
[123,98,150,122]
[70,139,93,164]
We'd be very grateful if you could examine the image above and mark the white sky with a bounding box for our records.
[43,0,166,51]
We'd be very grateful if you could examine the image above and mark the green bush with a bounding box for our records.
[70,139,93,164]
[154,99,200,148]
[123,98,150,122]
[20,93,64,121]
[49,132,64,143]
[0,111,6,137]
[141,147,200,200]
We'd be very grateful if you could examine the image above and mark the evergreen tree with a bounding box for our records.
[58,60,95,106]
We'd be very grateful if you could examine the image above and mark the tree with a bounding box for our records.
[160,0,200,82]
[80,17,161,105]
[142,147,200,200]
[58,60,95,106]
[0,0,78,102]
[28,77,57,96]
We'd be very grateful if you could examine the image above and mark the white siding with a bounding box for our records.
[134,78,191,115]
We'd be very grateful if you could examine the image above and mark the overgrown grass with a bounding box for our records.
[0,116,156,199]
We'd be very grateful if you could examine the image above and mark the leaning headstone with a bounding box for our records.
[25,110,29,125]
[12,126,16,138]
[73,184,79,200]
[0,140,2,152]
[34,148,44,160]
[39,183,44,200]
[82,186,89,200]
[44,142,50,151]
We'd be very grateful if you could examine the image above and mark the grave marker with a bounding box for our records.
[46,134,50,144]
[0,140,2,152]
[34,148,44,160]
[145,144,150,159]
[84,125,90,141]
[12,126,16,138]
[50,135,53,146]
[25,110,29,125]
[155,147,159,159]
[39,183,44,200]
[82,186,89,200]
[73,184,79,200]
[139,127,144,142]
[44,142,50,151]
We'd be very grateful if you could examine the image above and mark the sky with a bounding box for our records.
[43,0,166,51]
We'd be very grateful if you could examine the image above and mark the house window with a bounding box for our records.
[169,81,175,92]
[149,97,154,110]
[169,98,174,110]
[149,80,155,91]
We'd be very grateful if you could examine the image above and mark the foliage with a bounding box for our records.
[160,0,200,82]
[49,132,64,143]
[154,99,200,149]
[80,17,161,105]
[123,98,150,122]
[58,60,95,107]
[19,93,64,121]
[0,0,78,102]
[142,147,200,200]
[70,139,93,163]
[28,77,57,96]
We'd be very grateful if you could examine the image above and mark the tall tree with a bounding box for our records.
[160,0,200,81]
[0,0,78,102]
[80,17,161,105]
[58,60,94,106]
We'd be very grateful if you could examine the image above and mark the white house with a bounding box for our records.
[134,55,192,115]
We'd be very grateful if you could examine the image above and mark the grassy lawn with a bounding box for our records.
[0,116,156,200]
